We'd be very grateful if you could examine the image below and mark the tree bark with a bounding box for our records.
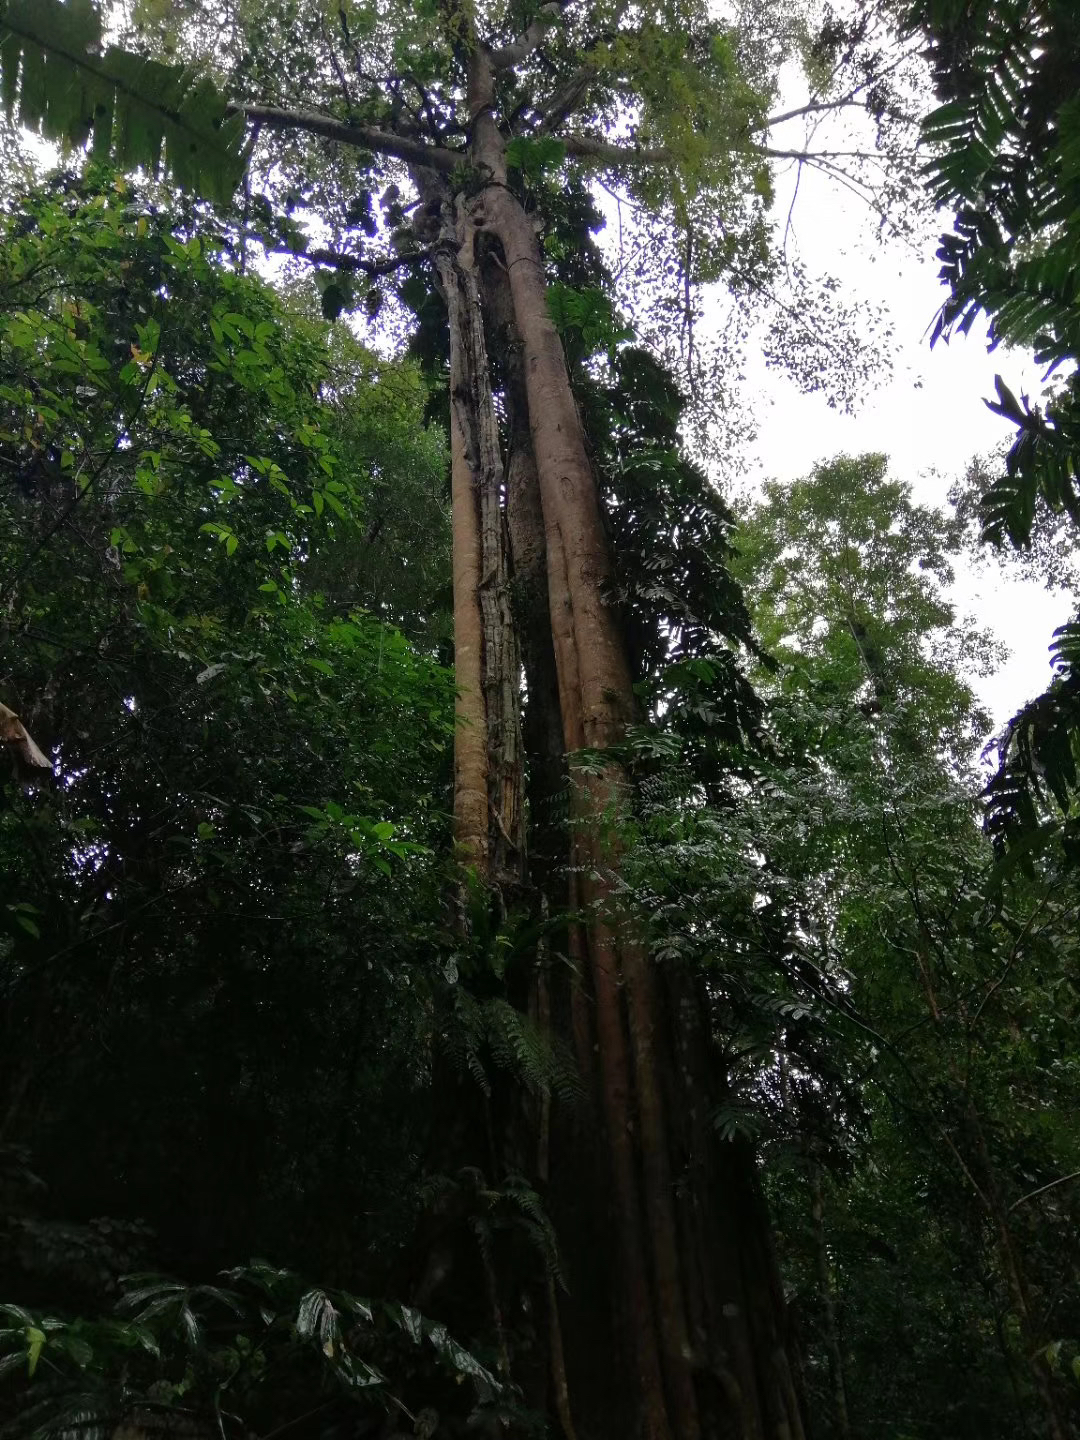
[420,31,807,1440]
[436,196,524,883]
[463,38,806,1440]
[810,1167,852,1440]
[441,246,490,873]
[466,47,686,1440]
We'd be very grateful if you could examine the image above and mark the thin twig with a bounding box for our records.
[1009,1171,1080,1213]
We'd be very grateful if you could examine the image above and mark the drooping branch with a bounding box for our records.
[236,103,462,172]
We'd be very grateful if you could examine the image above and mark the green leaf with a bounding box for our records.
[505,134,567,181]
[295,1289,338,1349]
[24,1326,45,1376]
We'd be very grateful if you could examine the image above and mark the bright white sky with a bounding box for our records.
[731,88,1073,730]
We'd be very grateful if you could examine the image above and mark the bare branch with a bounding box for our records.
[763,45,921,130]
[490,2,563,69]
[537,67,592,133]
[237,104,461,172]
[765,96,878,128]
[765,149,919,248]
[1009,1170,1080,1212]
[762,148,892,163]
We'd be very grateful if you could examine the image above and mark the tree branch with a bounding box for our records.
[561,133,672,165]
[270,243,437,276]
[236,104,461,172]
[537,67,593,133]
[1009,1170,1080,1212]
[765,96,878,128]
[762,147,892,163]
[490,3,563,69]
[762,47,921,131]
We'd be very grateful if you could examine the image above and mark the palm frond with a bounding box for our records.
[0,0,246,203]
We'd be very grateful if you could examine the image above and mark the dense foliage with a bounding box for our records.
[912,0,1080,859]
[0,171,480,1430]
[732,458,1080,1439]
[0,2,1079,1439]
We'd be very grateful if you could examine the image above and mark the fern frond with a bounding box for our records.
[501,1176,565,1289]
[484,997,581,1103]
[909,0,1080,856]
[444,989,580,1103]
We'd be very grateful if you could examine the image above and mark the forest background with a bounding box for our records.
[1,2,1080,1440]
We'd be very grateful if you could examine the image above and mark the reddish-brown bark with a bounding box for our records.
[465,50,685,1440]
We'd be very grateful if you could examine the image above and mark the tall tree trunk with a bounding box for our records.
[466,49,685,1440]
[484,253,623,1437]
[485,250,565,895]
[411,194,531,1366]
[810,1167,851,1440]
[454,40,804,1440]
[436,193,524,885]
[441,243,490,874]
